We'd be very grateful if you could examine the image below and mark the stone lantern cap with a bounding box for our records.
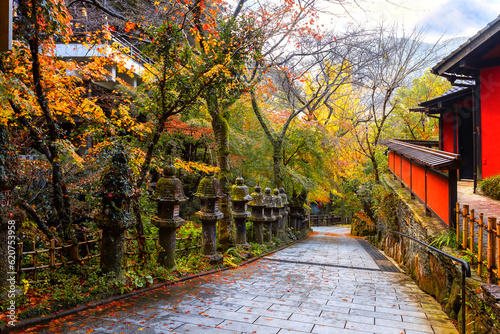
[249,183,265,207]
[273,188,283,208]
[195,172,225,199]
[151,163,188,204]
[279,187,288,205]
[231,175,253,202]
[263,187,274,208]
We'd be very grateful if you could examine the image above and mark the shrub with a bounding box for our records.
[480,174,500,200]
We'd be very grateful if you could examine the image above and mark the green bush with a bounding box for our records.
[480,174,500,200]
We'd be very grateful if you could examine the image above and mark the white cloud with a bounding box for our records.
[321,0,499,42]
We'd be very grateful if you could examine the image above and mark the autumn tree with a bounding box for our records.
[250,27,367,188]
[0,0,113,240]
[351,25,445,182]
[386,71,451,140]
[178,0,322,246]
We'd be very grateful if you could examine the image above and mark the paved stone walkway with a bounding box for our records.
[457,181,500,220]
[22,227,458,334]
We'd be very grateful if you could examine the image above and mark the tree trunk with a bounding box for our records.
[371,155,380,183]
[273,146,283,188]
[208,101,234,249]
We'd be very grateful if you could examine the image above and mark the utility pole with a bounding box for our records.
[0,0,13,52]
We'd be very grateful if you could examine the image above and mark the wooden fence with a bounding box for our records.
[15,230,201,283]
[456,202,499,283]
[310,215,342,226]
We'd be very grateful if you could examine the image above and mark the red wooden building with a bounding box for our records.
[418,15,500,186]
[384,15,500,227]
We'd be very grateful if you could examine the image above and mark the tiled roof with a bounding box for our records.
[382,140,462,170]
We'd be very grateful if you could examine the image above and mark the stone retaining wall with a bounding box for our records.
[372,174,500,333]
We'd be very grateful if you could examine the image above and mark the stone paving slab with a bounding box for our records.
[20,226,458,334]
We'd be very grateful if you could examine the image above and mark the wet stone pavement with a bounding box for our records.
[23,227,458,334]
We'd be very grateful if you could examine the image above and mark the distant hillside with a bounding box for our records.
[435,36,469,60]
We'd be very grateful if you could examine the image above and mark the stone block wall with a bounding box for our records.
[374,174,500,333]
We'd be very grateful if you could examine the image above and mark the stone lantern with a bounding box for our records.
[279,188,289,238]
[289,195,301,232]
[263,187,275,243]
[272,188,283,239]
[150,163,187,269]
[248,183,266,245]
[273,188,285,239]
[195,172,224,264]
[231,175,252,248]
[95,145,136,276]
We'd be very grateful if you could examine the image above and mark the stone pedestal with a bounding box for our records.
[150,163,187,270]
[231,176,252,249]
[195,173,225,264]
[200,219,223,263]
[152,216,185,269]
[249,184,266,245]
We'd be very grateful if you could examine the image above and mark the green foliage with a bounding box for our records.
[480,174,500,200]
[176,253,210,275]
[386,71,451,141]
[223,247,245,268]
[177,222,201,239]
[429,229,458,249]
[356,180,384,222]
[376,190,399,230]
[249,242,265,256]
[1,265,129,321]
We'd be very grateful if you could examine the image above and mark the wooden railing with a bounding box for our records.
[456,202,500,283]
[310,215,342,226]
[15,229,201,283]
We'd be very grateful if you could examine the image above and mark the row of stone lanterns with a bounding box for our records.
[150,163,303,269]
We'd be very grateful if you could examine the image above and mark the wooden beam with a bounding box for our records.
[0,0,13,52]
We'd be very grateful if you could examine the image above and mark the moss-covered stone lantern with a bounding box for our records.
[231,175,252,248]
[272,188,283,239]
[195,172,224,264]
[150,163,187,269]
[263,187,275,243]
[248,183,266,245]
[95,145,136,276]
[279,187,289,238]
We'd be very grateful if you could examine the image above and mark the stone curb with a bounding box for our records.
[0,231,310,334]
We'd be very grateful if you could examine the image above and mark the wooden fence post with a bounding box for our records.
[16,242,23,282]
[32,241,37,281]
[50,239,56,277]
[462,205,469,250]
[488,217,496,284]
[478,213,484,277]
[470,209,475,252]
[456,202,460,246]
[497,219,500,285]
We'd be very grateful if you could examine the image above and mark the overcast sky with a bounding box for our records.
[322,0,499,42]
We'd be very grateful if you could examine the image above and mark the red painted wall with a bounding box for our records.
[481,66,500,178]
[411,162,426,203]
[387,151,450,225]
[427,169,450,225]
[394,153,402,178]
[441,111,455,153]
[402,157,411,187]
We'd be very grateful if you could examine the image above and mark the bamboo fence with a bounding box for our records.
[456,202,499,283]
[15,230,201,283]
